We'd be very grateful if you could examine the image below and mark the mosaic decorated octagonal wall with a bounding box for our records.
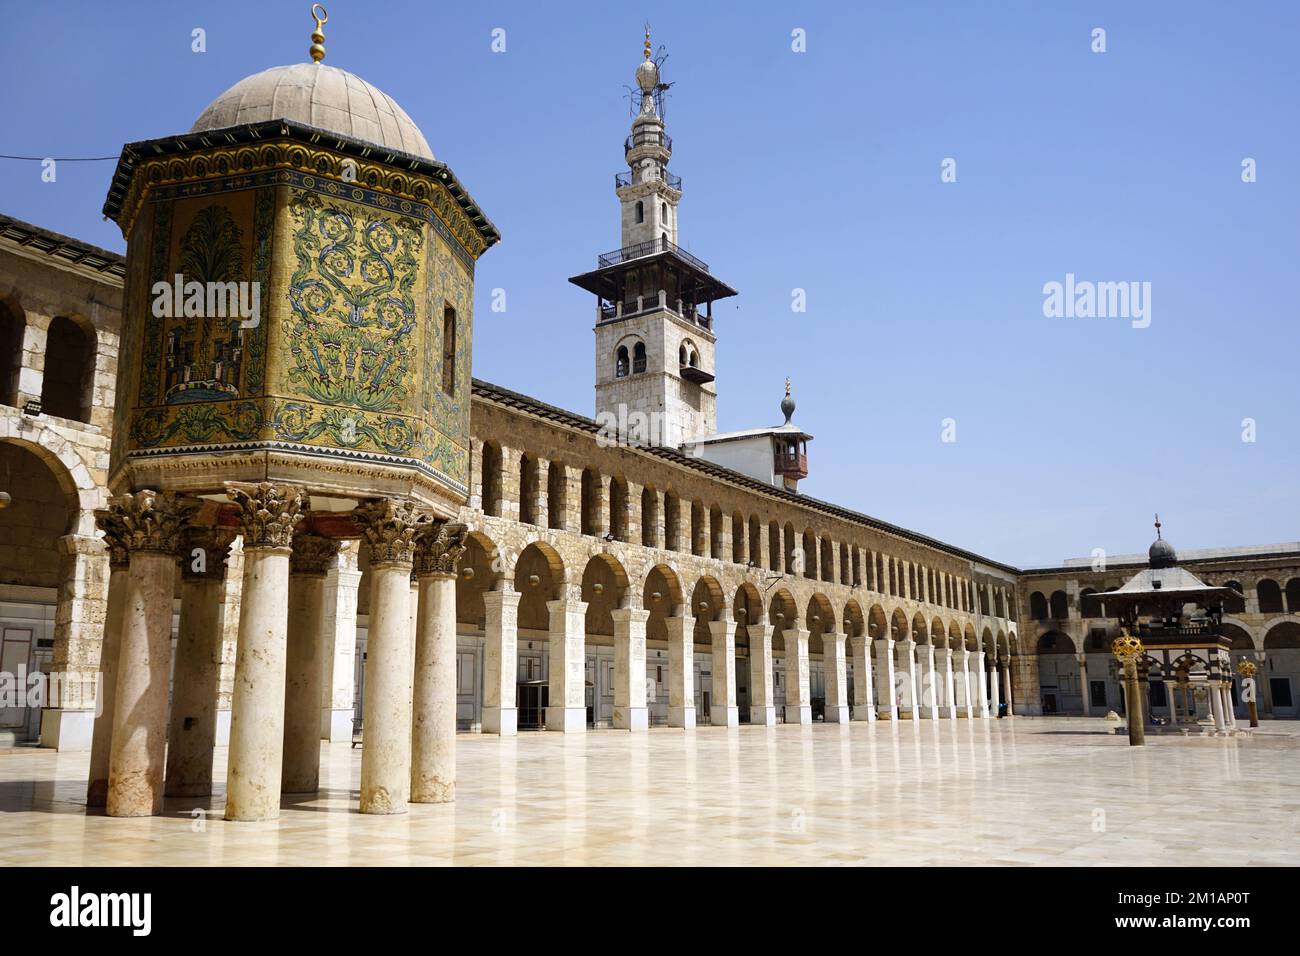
[111,147,481,507]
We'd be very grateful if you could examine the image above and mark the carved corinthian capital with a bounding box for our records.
[100,489,194,556]
[179,526,236,581]
[225,481,308,550]
[414,521,469,578]
[94,508,131,568]
[354,498,426,568]
[290,534,342,576]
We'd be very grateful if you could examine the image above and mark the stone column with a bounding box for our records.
[1001,655,1014,716]
[875,637,897,720]
[612,607,650,730]
[86,513,129,807]
[482,588,521,735]
[748,623,776,726]
[104,490,188,817]
[546,595,589,732]
[666,613,696,728]
[1077,653,1091,717]
[709,619,738,727]
[896,638,918,719]
[223,482,306,821]
[823,631,849,723]
[320,543,362,741]
[412,521,467,803]
[280,535,339,794]
[43,533,109,751]
[976,650,991,718]
[533,456,550,529]
[354,497,422,814]
[783,628,811,725]
[943,647,958,719]
[955,648,974,718]
[989,654,1002,717]
[165,528,234,798]
[919,643,940,720]
[850,633,876,722]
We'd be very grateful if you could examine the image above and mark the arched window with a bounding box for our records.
[635,201,644,224]
[1257,579,1284,614]
[0,298,23,407]
[480,441,501,517]
[615,345,629,378]
[42,315,94,422]
[1029,592,1048,621]
[441,306,456,395]
[679,343,688,366]
[1287,579,1300,614]
[661,202,668,220]
[632,341,646,374]
[1049,590,1069,620]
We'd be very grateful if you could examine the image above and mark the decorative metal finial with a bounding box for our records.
[1154,513,1162,539]
[309,4,329,63]
[644,22,652,60]
[780,377,795,424]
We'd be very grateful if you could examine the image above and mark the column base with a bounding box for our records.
[824,704,850,723]
[851,706,876,722]
[877,706,898,720]
[668,705,696,729]
[750,705,776,726]
[613,706,648,731]
[710,705,739,728]
[784,705,812,725]
[545,706,586,733]
[483,706,518,736]
[897,709,916,720]
[38,708,95,752]
[322,708,352,743]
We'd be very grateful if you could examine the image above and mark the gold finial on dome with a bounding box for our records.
[644,23,652,60]
[309,3,329,63]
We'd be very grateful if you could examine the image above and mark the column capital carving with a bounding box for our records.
[354,497,425,568]
[414,520,469,578]
[611,607,651,625]
[225,481,308,550]
[290,534,342,576]
[179,525,236,580]
[99,489,195,556]
[94,508,131,568]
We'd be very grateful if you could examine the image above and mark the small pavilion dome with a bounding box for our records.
[191,63,433,160]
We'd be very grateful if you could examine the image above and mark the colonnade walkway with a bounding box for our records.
[2,718,1296,866]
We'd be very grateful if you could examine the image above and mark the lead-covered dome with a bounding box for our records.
[191,63,433,160]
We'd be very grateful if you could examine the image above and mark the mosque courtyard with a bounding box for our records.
[1,718,1295,867]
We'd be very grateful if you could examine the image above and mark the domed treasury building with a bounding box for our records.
[0,18,1297,829]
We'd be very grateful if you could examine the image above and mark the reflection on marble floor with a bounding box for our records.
[1,718,1296,866]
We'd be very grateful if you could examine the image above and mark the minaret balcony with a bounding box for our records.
[597,235,706,272]
[615,170,683,191]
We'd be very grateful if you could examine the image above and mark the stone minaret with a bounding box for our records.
[569,30,737,449]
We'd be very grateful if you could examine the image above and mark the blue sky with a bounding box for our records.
[2,0,1296,567]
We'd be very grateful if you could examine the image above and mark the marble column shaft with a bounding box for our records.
[875,638,897,720]
[850,634,876,722]
[482,588,521,735]
[709,619,739,727]
[546,597,589,732]
[666,613,696,729]
[165,531,232,798]
[86,536,127,808]
[282,535,338,794]
[612,607,650,731]
[748,623,776,726]
[411,569,458,803]
[782,628,811,725]
[823,631,849,723]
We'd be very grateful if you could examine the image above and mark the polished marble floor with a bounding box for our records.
[2,718,1296,866]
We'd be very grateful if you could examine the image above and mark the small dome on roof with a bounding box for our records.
[1148,515,1177,568]
[191,63,433,160]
